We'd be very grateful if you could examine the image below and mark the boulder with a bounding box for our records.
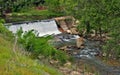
[70,28,79,34]
[66,30,72,34]
[76,37,84,48]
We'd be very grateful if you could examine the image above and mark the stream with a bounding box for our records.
[57,34,120,75]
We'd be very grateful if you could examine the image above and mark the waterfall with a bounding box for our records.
[5,19,61,37]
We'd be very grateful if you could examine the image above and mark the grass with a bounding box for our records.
[6,7,63,23]
[0,36,63,75]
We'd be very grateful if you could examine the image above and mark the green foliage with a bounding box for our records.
[45,0,62,13]
[16,29,69,63]
[0,35,63,75]
[58,0,120,59]
[0,0,44,12]
[19,8,63,17]
[0,19,13,40]
[103,18,120,59]
[61,0,119,36]
[8,8,63,22]
[45,0,77,15]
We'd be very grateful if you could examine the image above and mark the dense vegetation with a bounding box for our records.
[45,0,120,60]
[0,20,63,75]
[16,28,69,63]
[0,0,120,74]
[0,19,13,39]
[0,0,63,22]
[0,0,44,12]
[74,0,120,60]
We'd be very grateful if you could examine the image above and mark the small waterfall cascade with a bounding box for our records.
[5,19,61,37]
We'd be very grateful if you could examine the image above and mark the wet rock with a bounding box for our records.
[76,37,84,48]
[59,46,67,50]
[66,30,72,34]
[73,52,78,55]
[54,37,62,41]
[50,34,80,48]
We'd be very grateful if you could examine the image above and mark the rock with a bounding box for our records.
[83,72,94,75]
[90,33,96,37]
[59,46,67,50]
[49,60,59,64]
[70,71,81,75]
[76,37,84,48]
[73,52,78,55]
[64,62,71,67]
[103,53,107,57]
[67,30,72,34]
[77,69,83,73]
[54,37,62,41]
[70,28,79,34]
[80,46,84,49]
[59,67,71,73]
[59,20,68,31]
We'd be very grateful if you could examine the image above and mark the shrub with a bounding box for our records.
[0,19,13,40]
[16,29,69,63]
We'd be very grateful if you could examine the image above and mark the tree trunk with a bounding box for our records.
[99,25,102,40]
[95,29,97,36]
[0,8,3,17]
[86,21,90,34]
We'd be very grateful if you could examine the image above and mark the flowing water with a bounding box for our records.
[5,19,61,37]
[52,34,120,75]
[73,40,120,75]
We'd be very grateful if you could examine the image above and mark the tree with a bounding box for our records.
[63,0,120,59]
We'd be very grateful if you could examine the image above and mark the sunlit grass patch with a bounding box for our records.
[0,35,63,75]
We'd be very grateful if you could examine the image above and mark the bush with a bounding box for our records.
[0,19,13,40]
[16,29,69,63]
